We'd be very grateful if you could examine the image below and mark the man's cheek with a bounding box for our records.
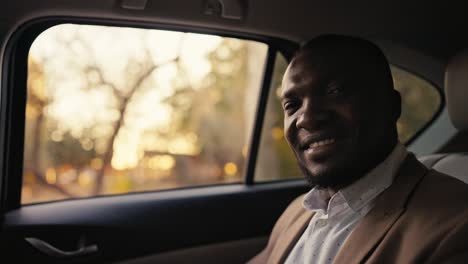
[339,103,358,120]
[283,119,296,145]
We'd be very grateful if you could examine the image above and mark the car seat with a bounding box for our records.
[418,48,468,183]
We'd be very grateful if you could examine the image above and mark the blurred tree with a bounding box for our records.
[47,131,96,168]
[25,57,74,197]
[57,33,182,195]
[162,39,249,181]
[26,29,183,199]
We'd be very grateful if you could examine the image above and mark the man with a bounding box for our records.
[248,35,468,264]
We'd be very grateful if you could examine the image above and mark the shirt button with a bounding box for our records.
[316,219,327,227]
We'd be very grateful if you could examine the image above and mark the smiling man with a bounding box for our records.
[248,35,468,264]
[281,36,400,192]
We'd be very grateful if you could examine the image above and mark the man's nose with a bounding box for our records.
[296,99,330,130]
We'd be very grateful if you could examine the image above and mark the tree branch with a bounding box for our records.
[91,54,181,195]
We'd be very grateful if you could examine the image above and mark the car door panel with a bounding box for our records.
[116,237,267,264]
[1,180,308,263]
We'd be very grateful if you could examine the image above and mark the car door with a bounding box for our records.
[0,17,309,264]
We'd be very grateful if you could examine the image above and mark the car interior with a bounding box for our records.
[1,1,468,264]
[419,49,468,182]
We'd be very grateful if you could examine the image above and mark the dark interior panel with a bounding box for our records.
[0,180,308,263]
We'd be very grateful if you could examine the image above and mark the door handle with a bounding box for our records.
[25,237,98,258]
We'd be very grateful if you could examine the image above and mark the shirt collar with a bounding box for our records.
[302,143,408,216]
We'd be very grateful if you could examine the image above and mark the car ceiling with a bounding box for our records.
[1,0,467,63]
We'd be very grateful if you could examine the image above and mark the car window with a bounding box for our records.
[391,66,441,143]
[255,54,441,182]
[22,24,268,204]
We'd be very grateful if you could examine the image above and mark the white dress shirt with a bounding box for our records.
[284,143,408,264]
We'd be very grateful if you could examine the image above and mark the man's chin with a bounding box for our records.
[299,162,361,189]
[299,164,340,188]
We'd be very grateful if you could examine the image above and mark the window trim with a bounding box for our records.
[244,48,277,185]
[0,16,298,210]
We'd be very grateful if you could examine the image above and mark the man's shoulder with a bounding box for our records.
[271,193,309,231]
[281,194,307,220]
[419,169,468,201]
[407,168,468,218]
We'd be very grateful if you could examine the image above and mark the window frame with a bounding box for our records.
[0,17,298,211]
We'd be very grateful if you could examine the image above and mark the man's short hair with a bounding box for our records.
[293,34,394,91]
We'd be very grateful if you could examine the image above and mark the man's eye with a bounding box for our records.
[326,83,344,95]
[283,101,299,114]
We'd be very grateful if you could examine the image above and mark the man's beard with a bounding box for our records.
[298,161,364,190]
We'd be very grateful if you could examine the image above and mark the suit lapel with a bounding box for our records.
[268,210,314,264]
[333,154,429,264]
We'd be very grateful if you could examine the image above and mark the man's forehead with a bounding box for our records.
[281,55,345,91]
[285,63,317,84]
[291,51,351,74]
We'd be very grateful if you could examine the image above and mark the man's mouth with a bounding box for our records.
[300,134,338,150]
[307,138,336,150]
[300,135,340,160]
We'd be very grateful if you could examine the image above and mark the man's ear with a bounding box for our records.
[392,89,402,121]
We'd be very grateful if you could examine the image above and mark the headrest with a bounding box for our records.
[445,49,468,131]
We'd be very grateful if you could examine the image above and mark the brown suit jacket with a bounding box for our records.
[248,154,468,264]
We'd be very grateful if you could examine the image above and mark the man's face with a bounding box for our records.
[281,51,396,189]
